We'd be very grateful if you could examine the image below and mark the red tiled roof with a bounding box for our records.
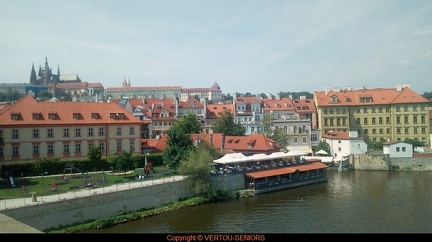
[245,162,328,179]
[0,95,142,125]
[206,104,234,119]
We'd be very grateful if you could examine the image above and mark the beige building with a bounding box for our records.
[314,84,431,147]
[0,95,142,163]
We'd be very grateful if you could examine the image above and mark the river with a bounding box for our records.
[86,169,432,233]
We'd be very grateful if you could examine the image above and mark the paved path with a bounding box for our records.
[0,175,186,233]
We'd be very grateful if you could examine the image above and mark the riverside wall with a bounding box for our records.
[0,180,195,231]
[349,153,432,171]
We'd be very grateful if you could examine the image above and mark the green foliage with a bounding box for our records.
[212,109,245,136]
[404,138,426,148]
[163,113,203,169]
[106,151,135,174]
[177,148,216,196]
[38,90,53,101]
[272,126,289,149]
[315,141,331,155]
[87,145,102,172]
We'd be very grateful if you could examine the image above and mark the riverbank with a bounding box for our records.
[391,158,432,171]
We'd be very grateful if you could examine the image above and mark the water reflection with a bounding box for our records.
[85,169,432,233]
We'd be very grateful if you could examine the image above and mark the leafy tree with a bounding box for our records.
[39,90,53,101]
[116,150,134,176]
[162,113,202,169]
[87,145,102,172]
[404,138,426,149]
[261,114,273,138]
[272,126,289,150]
[212,110,245,136]
[314,141,331,155]
[177,147,216,196]
[260,114,288,149]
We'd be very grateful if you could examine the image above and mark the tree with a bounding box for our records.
[39,90,53,101]
[116,150,134,176]
[87,145,102,172]
[177,147,216,196]
[272,126,289,150]
[162,113,203,169]
[261,114,288,149]
[212,109,245,136]
[314,141,331,155]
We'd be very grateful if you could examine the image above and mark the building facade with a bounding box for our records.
[0,95,142,163]
[314,84,431,148]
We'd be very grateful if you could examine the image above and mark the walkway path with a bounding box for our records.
[0,175,186,233]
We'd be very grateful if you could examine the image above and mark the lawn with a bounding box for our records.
[0,166,177,200]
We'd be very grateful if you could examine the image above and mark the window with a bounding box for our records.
[302,137,307,142]
[356,118,360,125]
[396,117,401,124]
[404,116,409,124]
[76,143,81,153]
[12,129,19,139]
[116,127,122,136]
[386,128,391,134]
[311,133,318,142]
[63,144,70,153]
[372,129,376,134]
[73,113,81,119]
[363,107,368,113]
[99,142,105,151]
[75,128,81,137]
[33,145,39,155]
[386,117,390,124]
[364,118,368,124]
[12,146,19,156]
[130,141,134,151]
[48,113,57,120]
[404,128,409,134]
[88,127,94,136]
[91,113,99,119]
[98,127,105,136]
[397,128,401,134]
[32,113,41,120]
[379,117,383,124]
[413,116,418,124]
[48,145,54,154]
[129,127,135,135]
[372,117,376,124]
[117,141,122,151]
[33,129,39,138]
[63,128,70,137]
[379,129,383,134]
[364,129,368,134]
[11,113,20,120]
[396,147,400,152]
[47,128,54,138]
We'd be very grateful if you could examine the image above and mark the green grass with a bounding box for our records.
[0,166,177,200]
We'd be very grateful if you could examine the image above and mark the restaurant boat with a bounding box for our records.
[212,151,328,195]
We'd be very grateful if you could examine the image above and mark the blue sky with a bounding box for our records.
[1,0,431,96]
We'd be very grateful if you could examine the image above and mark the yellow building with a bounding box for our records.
[314,84,431,147]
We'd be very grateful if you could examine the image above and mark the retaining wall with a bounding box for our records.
[1,180,195,231]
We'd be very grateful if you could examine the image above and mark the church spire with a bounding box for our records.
[44,57,49,70]
[30,63,37,84]
[57,63,60,76]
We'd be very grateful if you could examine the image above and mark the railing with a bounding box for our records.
[0,175,185,211]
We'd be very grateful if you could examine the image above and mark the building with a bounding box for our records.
[314,84,431,147]
[0,95,142,163]
[382,140,413,158]
[321,131,368,161]
[180,82,223,103]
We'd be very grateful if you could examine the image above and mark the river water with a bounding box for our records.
[86,169,432,233]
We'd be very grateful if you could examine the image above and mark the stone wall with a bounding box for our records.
[349,153,432,171]
[1,180,195,231]
[210,173,246,191]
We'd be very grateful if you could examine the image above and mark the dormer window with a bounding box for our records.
[32,113,42,120]
[48,112,57,120]
[11,112,21,120]
[109,113,117,119]
[330,96,339,103]
[73,113,81,119]
[118,113,125,119]
[91,113,100,119]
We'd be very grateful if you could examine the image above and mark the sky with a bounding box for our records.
[1,0,431,96]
